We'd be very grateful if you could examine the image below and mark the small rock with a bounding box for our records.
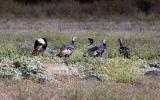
[85,73,110,81]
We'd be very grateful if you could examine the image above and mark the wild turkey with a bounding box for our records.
[118,38,130,58]
[57,36,77,58]
[85,39,107,57]
[83,38,95,57]
[88,38,95,46]
[32,38,48,56]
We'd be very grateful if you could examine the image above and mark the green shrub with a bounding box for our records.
[0,56,53,82]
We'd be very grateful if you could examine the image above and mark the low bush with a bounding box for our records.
[0,56,53,82]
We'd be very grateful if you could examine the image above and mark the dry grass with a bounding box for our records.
[0,76,160,100]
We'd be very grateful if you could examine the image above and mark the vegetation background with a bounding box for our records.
[0,0,160,100]
[1,0,160,20]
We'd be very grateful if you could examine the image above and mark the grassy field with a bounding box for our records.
[0,31,159,99]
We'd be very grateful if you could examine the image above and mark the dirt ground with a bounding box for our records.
[0,18,160,34]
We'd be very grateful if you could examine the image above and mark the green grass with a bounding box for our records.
[69,51,144,83]
[0,31,159,100]
[0,32,159,83]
